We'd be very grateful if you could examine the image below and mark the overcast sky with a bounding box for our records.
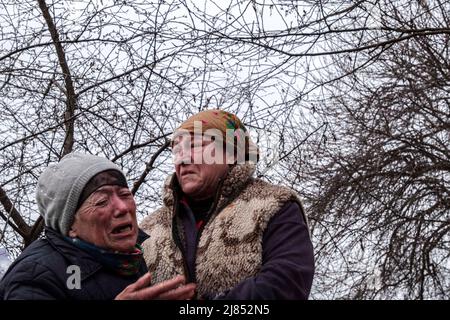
[0,247,11,278]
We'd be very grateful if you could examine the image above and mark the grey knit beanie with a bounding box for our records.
[36,152,126,236]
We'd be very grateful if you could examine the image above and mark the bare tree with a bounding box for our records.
[1,0,449,298]
[303,1,450,299]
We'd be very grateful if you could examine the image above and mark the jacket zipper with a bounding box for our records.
[171,189,191,282]
[172,170,242,287]
[190,177,226,284]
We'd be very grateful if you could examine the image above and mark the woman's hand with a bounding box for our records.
[115,273,196,300]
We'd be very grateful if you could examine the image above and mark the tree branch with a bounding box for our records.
[131,140,171,195]
[0,186,30,238]
[37,0,77,156]
[112,133,172,162]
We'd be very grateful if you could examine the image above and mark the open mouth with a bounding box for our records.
[112,224,133,235]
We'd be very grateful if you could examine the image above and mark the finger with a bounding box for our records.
[115,273,152,300]
[157,283,197,300]
[130,272,152,291]
[134,275,186,300]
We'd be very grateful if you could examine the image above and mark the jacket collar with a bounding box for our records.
[44,227,148,279]
[45,227,103,280]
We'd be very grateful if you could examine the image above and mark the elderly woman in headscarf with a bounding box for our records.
[140,110,314,299]
[0,153,195,300]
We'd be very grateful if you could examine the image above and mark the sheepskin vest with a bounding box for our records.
[140,163,308,297]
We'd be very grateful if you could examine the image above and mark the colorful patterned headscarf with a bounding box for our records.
[175,109,259,163]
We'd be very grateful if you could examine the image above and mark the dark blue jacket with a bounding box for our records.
[179,201,315,299]
[0,228,148,300]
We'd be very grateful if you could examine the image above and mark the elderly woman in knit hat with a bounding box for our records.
[140,110,314,299]
[0,153,195,300]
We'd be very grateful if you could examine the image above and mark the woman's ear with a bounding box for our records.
[224,149,236,165]
[68,224,78,238]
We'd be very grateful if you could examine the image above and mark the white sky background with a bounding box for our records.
[0,0,368,162]
[1,3,304,176]
[41,0,332,177]
[0,248,11,277]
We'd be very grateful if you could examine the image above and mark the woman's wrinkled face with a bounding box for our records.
[69,185,138,252]
[172,133,230,200]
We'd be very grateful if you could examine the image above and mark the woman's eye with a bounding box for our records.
[172,146,180,154]
[119,191,132,198]
[94,200,108,207]
[192,141,204,148]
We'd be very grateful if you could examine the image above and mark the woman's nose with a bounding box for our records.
[173,147,192,165]
[112,195,130,217]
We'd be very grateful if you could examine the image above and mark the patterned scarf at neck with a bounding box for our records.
[66,237,143,276]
